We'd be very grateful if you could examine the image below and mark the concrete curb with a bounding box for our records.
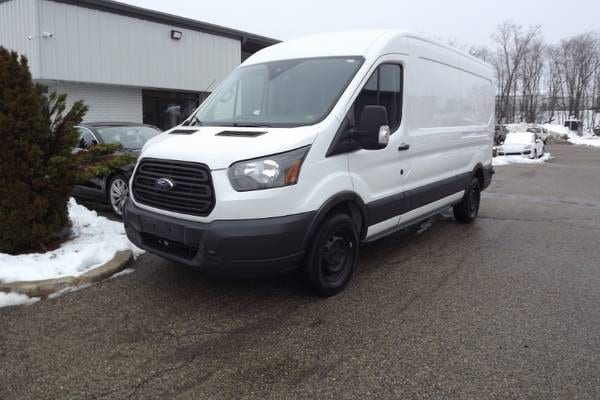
[0,250,133,298]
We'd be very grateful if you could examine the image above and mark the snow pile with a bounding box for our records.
[0,199,143,284]
[493,153,553,167]
[542,123,600,147]
[542,124,570,137]
[0,292,40,308]
[506,123,531,133]
[567,135,600,148]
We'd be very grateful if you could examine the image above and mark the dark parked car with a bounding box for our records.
[564,119,583,136]
[73,122,161,216]
[494,124,509,144]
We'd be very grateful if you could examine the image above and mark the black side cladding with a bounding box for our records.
[366,172,473,226]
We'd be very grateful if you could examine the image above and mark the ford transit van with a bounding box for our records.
[123,31,495,296]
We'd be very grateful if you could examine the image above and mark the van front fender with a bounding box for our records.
[302,191,368,248]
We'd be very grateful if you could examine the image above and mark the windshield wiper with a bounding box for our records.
[185,115,203,127]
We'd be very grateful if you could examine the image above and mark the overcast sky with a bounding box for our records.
[122,0,599,47]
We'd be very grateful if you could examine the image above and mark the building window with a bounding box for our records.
[142,90,209,131]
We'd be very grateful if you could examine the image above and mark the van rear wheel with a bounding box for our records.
[453,177,481,224]
[302,212,359,297]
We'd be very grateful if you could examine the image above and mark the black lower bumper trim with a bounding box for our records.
[123,200,314,275]
[483,164,494,190]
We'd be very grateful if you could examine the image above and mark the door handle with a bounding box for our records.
[398,143,410,151]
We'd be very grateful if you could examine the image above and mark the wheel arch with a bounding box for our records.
[303,191,368,248]
[471,163,485,189]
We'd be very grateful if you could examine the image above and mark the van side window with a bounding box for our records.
[354,64,403,132]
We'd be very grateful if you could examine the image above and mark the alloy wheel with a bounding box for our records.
[109,177,128,216]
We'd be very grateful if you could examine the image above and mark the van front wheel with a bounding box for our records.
[302,213,359,297]
[453,178,481,224]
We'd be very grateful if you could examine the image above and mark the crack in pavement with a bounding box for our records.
[124,361,211,400]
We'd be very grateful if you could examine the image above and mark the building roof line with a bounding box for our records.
[47,0,280,48]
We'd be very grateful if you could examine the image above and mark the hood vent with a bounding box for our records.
[169,129,199,135]
[216,131,267,138]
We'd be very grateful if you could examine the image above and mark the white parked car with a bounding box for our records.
[123,31,496,296]
[497,132,544,158]
[507,123,549,143]
[525,126,549,143]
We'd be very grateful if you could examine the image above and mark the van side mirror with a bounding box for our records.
[357,105,390,150]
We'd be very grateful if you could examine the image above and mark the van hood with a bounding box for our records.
[140,126,318,170]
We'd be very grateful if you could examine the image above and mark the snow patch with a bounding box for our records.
[567,135,600,148]
[0,292,40,308]
[542,124,570,137]
[110,268,135,279]
[493,153,553,167]
[0,199,144,284]
[542,123,600,147]
[48,283,94,299]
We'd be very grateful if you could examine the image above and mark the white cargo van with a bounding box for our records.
[123,31,495,296]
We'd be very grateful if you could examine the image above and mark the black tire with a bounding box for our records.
[107,173,129,217]
[453,177,481,224]
[302,212,359,297]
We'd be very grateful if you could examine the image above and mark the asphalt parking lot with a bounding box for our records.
[1,143,600,399]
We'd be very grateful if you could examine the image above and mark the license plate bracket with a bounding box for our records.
[139,216,186,243]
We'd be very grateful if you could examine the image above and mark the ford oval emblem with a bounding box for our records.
[154,177,175,192]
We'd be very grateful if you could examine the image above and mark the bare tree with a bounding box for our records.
[544,45,564,123]
[592,58,600,129]
[457,26,600,129]
[492,21,542,123]
[519,38,546,122]
[468,45,494,63]
[558,32,599,120]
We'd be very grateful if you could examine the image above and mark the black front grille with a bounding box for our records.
[132,158,215,216]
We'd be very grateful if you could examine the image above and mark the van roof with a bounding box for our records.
[244,30,492,70]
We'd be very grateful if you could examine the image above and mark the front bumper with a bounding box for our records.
[123,200,315,275]
[482,164,494,190]
[497,150,532,156]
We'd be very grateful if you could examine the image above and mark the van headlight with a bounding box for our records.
[524,144,533,150]
[228,146,310,191]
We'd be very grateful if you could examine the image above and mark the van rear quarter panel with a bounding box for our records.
[404,38,494,191]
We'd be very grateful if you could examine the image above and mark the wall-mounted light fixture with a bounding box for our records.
[171,30,183,41]
[27,31,53,40]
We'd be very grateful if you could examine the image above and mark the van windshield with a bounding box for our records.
[188,57,364,128]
